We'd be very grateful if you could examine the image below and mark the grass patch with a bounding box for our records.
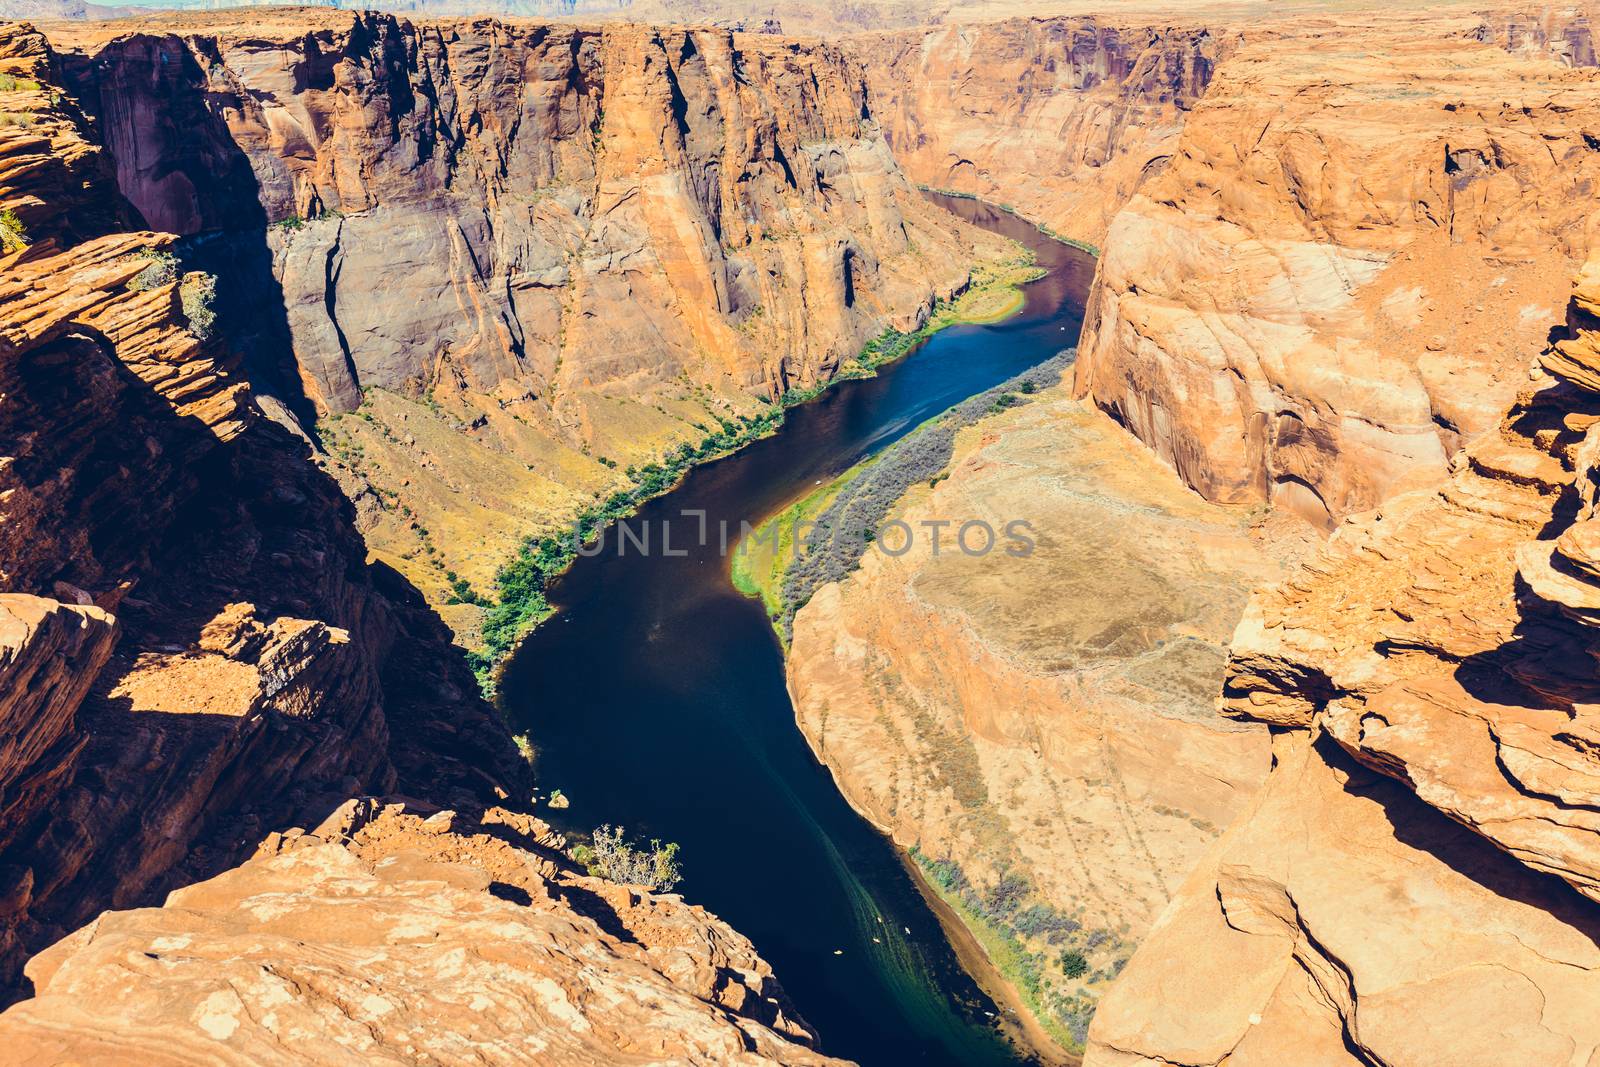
[731,459,865,628]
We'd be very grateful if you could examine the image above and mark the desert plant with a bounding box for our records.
[583,824,682,892]
[0,207,26,254]
[512,733,534,764]
[1059,949,1089,980]
[128,249,178,291]
[179,271,217,340]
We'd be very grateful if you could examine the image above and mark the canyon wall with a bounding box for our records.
[45,9,1004,629]
[1074,11,1600,528]
[1083,244,1600,1067]
[0,23,834,1061]
[852,17,1224,249]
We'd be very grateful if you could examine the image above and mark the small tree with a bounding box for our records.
[1059,949,1089,980]
[584,824,682,892]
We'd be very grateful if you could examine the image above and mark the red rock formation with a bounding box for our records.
[0,18,503,998]
[854,16,1225,248]
[1084,246,1600,1066]
[1074,11,1600,528]
[51,10,983,413]
[0,802,842,1065]
[38,10,1004,627]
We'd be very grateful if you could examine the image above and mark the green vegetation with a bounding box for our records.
[0,112,37,127]
[467,242,1045,697]
[0,207,27,254]
[909,845,1128,1053]
[512,733,534,764]
[127,248,178,291]
[734,351,1074,638]
[179,270,217,340]
[573,824,682,892]
[730,459,866,624]
[468,406,784,694]
[0,74,41,92]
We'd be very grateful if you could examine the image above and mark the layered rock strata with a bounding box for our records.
[1074,11,1600,528]
[43,10,1003,628]
[1083,251,1600,1065]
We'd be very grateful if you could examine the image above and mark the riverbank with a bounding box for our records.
[786,662,1080,1066]
[471,237,1041,696]
[900,851,1081,1066]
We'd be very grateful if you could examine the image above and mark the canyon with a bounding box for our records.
[3,0,1600,1064]
[0,12,974,1062]
[42,8,1007,642]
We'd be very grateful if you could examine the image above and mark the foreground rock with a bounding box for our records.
[786,369,1307,1051]
[0,802,839,1065]
[1083,249,1600,1065]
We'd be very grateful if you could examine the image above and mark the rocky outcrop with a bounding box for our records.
[854,17,1225,248]
[1074,11,1600,529]
[785,370,1308,1050]
[1083,248,1600,1064]
[0,801,841,1065]
[44,9,1002,628]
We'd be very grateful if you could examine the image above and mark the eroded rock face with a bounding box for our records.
[785,373,1306,1049]
[854,17,1225,248]
[1084,248,1600,1065]
[0,803,841,1065]
[42,9,1001,624]
[1074,11,1600,528]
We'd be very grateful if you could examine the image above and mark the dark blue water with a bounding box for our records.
[500,194,1095,1065]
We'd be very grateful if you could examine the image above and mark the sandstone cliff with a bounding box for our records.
[1082,247,1600,1065]
[0,25,831,1060]
[44,10,1003,632]
[853,16,1224,249]
[1074,11,1600,529]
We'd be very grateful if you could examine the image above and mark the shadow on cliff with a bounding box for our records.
[2,315,525,1001]
[60,38,323,434]
[1329,734,1600,948]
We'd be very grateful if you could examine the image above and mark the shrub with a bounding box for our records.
[180,271,217,339]
[1059,949,1089,979]
[128,249,178,291]
[584,824,682,892]
[0,74,40,92]
[512,733,534,764]
[0,207,26,254]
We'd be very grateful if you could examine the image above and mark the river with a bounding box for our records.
[500,193,1096,1065]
